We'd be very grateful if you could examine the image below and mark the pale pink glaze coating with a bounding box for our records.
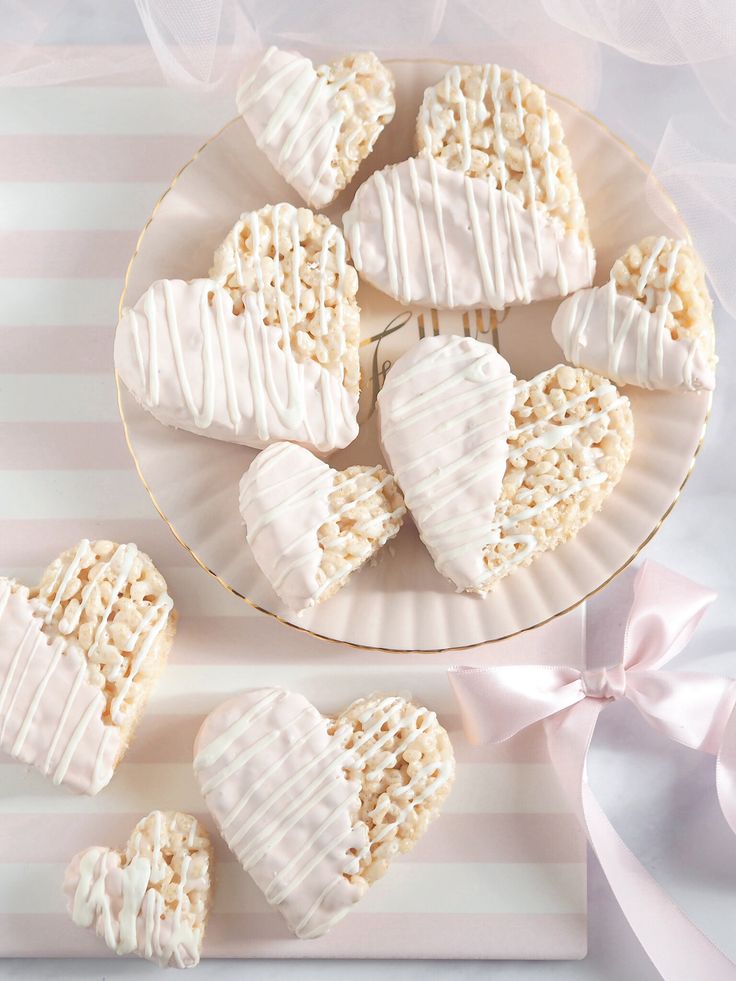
[551,285,716,391]
[343,156,595,310]
[239,443,333,613]
[194,688,368,939]
[378,335,515,591]
[0,579,120,795]
[114,279,359,453]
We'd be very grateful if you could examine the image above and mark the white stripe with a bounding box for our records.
[0,88,227,135]
[0,278,120,326]
[0,861,585,915]
[0,762,570,815]
[0,471,151,519]
[0,374,117,422]
[0,183,162,231]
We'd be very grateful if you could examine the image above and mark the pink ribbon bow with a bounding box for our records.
[449,561,736,980]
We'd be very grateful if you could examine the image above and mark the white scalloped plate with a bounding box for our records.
[117,59,710,652]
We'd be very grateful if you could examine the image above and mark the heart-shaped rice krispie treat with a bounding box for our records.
[552,234,716,391]
[239,441,406,612]
[0,539,175,794]
[343,63,595,309]
[115,203,360,454]
[194,688,454,939]
[378,335,633,593]
[237,48,395,209]
[64,810,212,968]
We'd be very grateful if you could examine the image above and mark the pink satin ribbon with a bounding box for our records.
[449,561,736,980]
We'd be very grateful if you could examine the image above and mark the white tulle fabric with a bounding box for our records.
[3,0,736,316]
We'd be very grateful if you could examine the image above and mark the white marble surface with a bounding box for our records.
[1,5,735,979]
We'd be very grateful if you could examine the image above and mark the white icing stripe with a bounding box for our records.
[343,155,593,310]
[237,48,394,209]
[115,269,359,453]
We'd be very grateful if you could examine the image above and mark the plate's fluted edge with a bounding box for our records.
[114,65,712,655]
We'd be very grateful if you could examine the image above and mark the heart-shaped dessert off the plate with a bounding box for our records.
[0,539,175,794]
[239,442,406,612]
[64,810,213,968]
[116,203,361,454]
[378,335,633,593]
[343,63,595,309]
[194,688,454,939]
[237,47,395,209]
[552,234,716,391]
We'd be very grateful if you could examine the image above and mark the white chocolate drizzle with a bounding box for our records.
[343,155,594,310]
[237,47,394,209]
[551,241,715,391]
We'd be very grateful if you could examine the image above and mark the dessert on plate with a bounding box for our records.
[237,48,395,209]
[194,687,454,938]
[343,63,595,309]
[378,335,633,593]
[0,539,175,794]
[115,203,360,454]
[64,810,213,968]
[239,441,405,612]
[552,235,716,391]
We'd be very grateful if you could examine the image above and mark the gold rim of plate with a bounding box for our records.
[115,68,712,654]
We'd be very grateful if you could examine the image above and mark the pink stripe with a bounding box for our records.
[0,518,179,566]
[0,423,130,469]
[0,812,581,865]
[0,231,135,277]
[0,135,206,181]
[0,326,112,373]
[125,710,550,765]
[0,912,587,959]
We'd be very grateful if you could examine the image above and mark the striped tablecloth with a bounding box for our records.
[0,47,586,960]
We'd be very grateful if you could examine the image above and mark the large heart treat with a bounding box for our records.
[115,203,360,454]
[64,810,213,968]
[343,63,595,309]
[239,442,406,612]
[552,235,716,391]
[378,335,633,592]
[237,48,395,209]
[194,688,454,939]
[0,539,175,794]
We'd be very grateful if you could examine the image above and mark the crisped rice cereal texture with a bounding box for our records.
[316,466,405,604]
[416,63,589,239]
[210,203,361,395]
[335,695,455,885]
[612,235,715,364]
[34,540,176,758]
[479,365,633,592]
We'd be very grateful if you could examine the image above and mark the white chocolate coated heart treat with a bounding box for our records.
[239,442,405,613]
[379,336,633,593]
[64,810,212,968]
[0,540,175,794]
[552,235,716,391]
[194,688,454,939]
[116,204,361,454]
[237,48,395,209]
[343,64,595,309]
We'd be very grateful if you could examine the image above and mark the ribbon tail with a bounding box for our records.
[716,706,736,836]
[546,700,736,981]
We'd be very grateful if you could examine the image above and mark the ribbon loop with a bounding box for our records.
[581,663,626,700]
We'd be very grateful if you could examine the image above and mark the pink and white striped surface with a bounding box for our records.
[0,47,586,959]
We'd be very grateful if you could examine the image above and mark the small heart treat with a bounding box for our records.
[378,335,633,593]
[194,688,454,939]
[116,203,360,454]
[64,810,212,968]
[343,63,595,309]
[239,442,406,612]
[0,539,175,794]
[237,48,395,209]
[552,235,716,391]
